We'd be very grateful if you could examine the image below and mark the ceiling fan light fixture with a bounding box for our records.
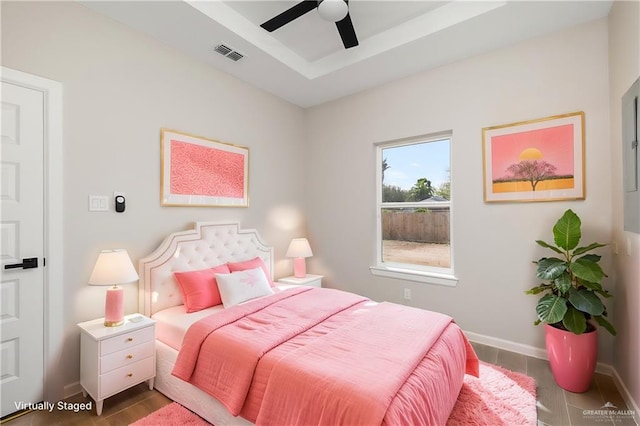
[317,0,348,22]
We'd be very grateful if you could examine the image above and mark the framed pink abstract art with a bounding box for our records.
[482,112,585,203]
[161,129,249,207]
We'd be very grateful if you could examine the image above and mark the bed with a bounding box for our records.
[139,222,478,425]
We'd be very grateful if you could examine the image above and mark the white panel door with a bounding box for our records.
[0,81,45,417]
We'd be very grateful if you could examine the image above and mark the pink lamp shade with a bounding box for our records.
[88,249,139,327]
[286,238,313,278]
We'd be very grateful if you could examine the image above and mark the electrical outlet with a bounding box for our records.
[403,288,411,300]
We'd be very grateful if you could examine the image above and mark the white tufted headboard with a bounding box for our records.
[138,222,274,317]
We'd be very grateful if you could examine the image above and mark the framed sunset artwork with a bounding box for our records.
[161,129,249,207]
[482,112,585,203]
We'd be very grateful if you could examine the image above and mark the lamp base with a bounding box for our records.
[293,257,307,278]
[104,286,125,327]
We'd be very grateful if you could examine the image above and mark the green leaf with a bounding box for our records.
[562,306,587,334]
[553,209,581,251]
[570,258,605,284]
[536,240,563,254]
[593,315,617,336]
[578,254,602,263]
[525,285,549,295]
[578,279,612,300]
[533,319,542,326]
[536,294,568,324]
[573,242,607,256]
[554,272,572,294]
[536,257,567,281]
[579,279,603,292]
[568,288,605,316]
[595,289,613,298]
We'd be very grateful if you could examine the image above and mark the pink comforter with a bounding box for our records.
[173,287,479,425]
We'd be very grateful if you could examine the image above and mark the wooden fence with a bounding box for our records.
[382,210,450,244]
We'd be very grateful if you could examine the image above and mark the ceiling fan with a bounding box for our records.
[260,0,359,49]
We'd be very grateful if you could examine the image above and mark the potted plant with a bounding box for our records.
[526,209,616,392]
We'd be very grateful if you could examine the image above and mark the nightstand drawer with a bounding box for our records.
[100,357,154,398]
[100,326,154,356]
[100,340,155,374]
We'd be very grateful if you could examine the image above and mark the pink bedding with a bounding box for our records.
[173,287,479,425]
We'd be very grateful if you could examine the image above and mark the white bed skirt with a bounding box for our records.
[155,340,253,426]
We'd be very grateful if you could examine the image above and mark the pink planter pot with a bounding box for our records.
[544,324,598,393]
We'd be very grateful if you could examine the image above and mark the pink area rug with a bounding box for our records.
[131,362,536,426]
[130,402,208,426]
[447,362,537,426]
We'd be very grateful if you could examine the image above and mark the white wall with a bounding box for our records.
[1,1,306,387]
[608,0,640,409]
[306,19,614,362]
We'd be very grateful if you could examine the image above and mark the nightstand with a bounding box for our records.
[278,274,323,288]
[77,314,156,415]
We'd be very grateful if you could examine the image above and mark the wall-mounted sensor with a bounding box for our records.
[115,194,125,213]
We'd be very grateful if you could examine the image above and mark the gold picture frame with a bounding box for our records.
[482,112,585,203]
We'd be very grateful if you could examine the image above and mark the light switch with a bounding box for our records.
[88,195,109,212]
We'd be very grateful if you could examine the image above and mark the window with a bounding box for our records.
[371,133,456,286]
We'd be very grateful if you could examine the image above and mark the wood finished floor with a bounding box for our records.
[470,342,638,426]
[2,343,637,426]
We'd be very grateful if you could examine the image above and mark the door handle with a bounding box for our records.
[4,257,38,270]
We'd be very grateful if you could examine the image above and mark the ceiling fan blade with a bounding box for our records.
[261,0,318,32]
[335,13,358,49]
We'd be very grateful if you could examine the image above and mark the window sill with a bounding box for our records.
[369,266,458,287]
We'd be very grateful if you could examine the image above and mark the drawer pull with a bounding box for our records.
[127,373,133,377]
[127,337,134,342]
[126,354,133,359]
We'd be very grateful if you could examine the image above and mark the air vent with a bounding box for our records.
[214,44,232,55]
[226,51,244,62]
[213,44,244,62]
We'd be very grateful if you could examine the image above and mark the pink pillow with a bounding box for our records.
[227,257,274,287]
[174,264,230,312]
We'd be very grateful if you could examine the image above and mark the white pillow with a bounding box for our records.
[215,267,274,308]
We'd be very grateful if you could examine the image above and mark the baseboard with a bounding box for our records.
[464,330,548,361]
[63,381,82,399]
[464,330,638,422]
[611,368,640,424]
[463,330,614,373]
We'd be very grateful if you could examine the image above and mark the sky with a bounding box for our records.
[490,124,574,180]
[382,139,450,190]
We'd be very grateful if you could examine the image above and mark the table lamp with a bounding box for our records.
[285,238,313,278]
[88,249,139,327]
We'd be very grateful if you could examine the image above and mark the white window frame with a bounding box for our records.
[370,133,458,287]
